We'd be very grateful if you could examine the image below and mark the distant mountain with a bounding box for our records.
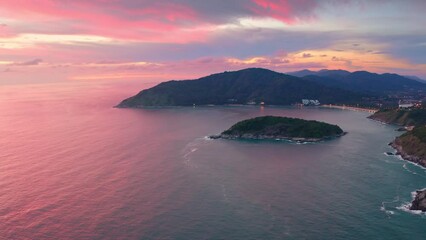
[117,68,365,108]
[286,69,318,78]
[288,69,350,78]
[287,69,426,95]
[405,75,426,83]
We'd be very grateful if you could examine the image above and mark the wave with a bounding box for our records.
[380,195,400,217]
[402,163,419,175]
[203,135,214,141]
[383,150,426,176]
[396,203,425,215]
[396,188,426,216]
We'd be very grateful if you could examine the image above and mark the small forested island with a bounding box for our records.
[211,116,345,142]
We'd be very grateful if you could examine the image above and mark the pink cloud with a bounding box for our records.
[0,0,322,43]
[11,58,43,66]
[250,0,318,24]
[0,1,205,43]
[0,23,16,37]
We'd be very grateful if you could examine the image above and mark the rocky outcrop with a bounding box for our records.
[410,189,426,212]
[391,141,426,168]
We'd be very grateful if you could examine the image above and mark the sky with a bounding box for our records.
[0,0,426,84]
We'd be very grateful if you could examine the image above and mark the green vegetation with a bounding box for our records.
[221,116,344,140]
[369,109,426,126]
[395,126,426,161]
[117,68,365,107]
[375,109,426,167]
[412,126,426,142]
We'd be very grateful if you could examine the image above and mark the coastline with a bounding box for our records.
[369,112,425,167]
[409,189,426,212]
[389,137,426,212]
[321,104,378,113]
[370,111,426,213]
[390,141,426,168]
[210,132,347,143]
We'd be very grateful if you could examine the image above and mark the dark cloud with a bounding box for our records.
[302,53,313,58]
[331,56,352,66]
[366,34,426,64]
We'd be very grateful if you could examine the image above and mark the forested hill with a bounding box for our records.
[117,68,365,107]
[288,69,426,95]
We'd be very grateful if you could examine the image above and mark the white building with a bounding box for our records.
[302,99,320,106]
[398,100,414,109]
[399,103,414,109]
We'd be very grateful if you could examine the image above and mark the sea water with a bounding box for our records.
[0,81,425,239]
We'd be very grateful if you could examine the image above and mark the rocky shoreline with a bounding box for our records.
[210,132,347,143]
[390,141,426,168]
[390,140,426,212]
[389,138,426,213]
[410,189,426,212]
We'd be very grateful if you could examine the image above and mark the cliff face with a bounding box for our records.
[391,126,426,168]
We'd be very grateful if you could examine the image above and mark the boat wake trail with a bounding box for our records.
[182,136,213,168]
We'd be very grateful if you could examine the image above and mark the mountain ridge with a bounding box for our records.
[117,68,365,108]
[287,69,426,95]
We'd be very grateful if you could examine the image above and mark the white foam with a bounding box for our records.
[396,203,424,215]
[380,206,395,216]
[203,135,214,141]
[380,195,400,217]
[396,188,426,215]
[403,159,426,171]
[403,163,418,175]
[384,149,426,175]
[182,137,213,168]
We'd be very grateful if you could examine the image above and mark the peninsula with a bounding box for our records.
[116,68,365,108]
[369,109,426,168]
[368,109,426,126]
[370,109,426,212]
[211,116,345,142]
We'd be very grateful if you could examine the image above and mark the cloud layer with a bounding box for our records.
[0,0,425,83]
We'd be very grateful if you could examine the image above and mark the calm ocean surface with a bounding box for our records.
[0,81,425,240]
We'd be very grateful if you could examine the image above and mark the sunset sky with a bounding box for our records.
[1,0,426,84]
